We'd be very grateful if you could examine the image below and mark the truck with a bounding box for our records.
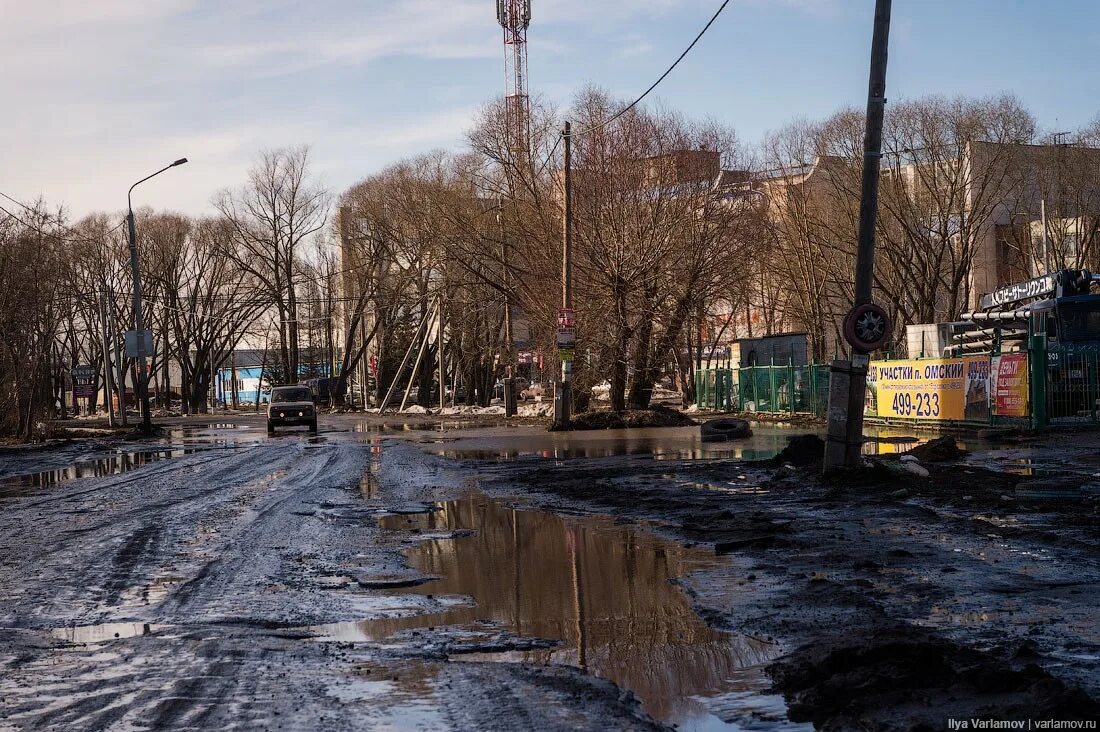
[949,269,1100,418]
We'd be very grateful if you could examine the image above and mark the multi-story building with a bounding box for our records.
[723,140,1100,356]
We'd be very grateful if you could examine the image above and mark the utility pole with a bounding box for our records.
[437,303,446,412]
[230,349,239,410]
[554,121,574,429]
[1041,197,1051,274]
[501,198,517,417]
[99,289,116,427]
[359,316,369,409]
[125,208,148,430]
[824,0,893,472]
[108,289,127,427]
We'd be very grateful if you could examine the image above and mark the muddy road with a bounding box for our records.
[1,417,1098,730]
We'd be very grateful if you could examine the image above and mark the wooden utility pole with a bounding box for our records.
[400,304,438,412]
[380,300,435,415]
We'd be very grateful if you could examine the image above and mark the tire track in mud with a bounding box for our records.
[0,433,689,731]
[156,445,352,622]
[0,437,384,731]
[0,441,347,627]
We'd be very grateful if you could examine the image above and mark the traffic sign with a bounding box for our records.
[843,303,891,353]
[124,329,154,358]
[557,308,575,329]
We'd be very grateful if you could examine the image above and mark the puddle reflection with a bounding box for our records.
[433,424,1000,463]
[0,449,194,497]
[323,493,787,730]
[49,622,163,644]
[434,425,808,462]
[353,421,507,435]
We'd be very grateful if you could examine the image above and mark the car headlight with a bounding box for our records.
[298,411,303,417]
[279,411,285,418]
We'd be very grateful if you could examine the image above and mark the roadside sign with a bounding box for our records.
[72,365,96,398]
[993,353,1029,417]
[124,329,154,358]
[72,365,96,380]
[557,308,577,348]
[559,349,574,363]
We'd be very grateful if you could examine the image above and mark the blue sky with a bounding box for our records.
[1,0,1097,218]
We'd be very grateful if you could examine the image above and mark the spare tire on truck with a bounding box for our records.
[701,418,751,442]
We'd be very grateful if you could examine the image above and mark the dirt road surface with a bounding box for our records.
[1,416,1097,730]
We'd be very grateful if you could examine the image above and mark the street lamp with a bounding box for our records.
[127,157,188,434]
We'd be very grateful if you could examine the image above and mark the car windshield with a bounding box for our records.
[271,387,312,403]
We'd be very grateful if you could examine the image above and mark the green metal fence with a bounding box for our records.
[697,345,1100,428]
[1046,346,1100,425]
[695,362,831,416]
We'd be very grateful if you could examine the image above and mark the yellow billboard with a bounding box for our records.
[866,357,991,421]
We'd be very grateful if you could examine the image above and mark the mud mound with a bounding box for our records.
[767,434,825,467]
[769,629,1100,727]
[904,436,967,462]
[562,405,697,431]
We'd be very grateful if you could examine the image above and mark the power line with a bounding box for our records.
[530,0,731,180]
[0,190,126,244]
[575,0,731,137]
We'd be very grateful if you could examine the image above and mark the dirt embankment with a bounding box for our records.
[471,434,1100,727]
[557,405,698,431]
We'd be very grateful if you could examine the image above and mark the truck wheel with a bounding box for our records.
[267,421,275,435]
[309,420,318,433]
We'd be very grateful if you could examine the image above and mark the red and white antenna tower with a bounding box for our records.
[497,0,531,155]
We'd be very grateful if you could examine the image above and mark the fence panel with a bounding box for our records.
[696,364,830,417]
[1047,349,1100,425]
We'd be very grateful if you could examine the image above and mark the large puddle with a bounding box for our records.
[432,425,806,461]
[313,493,804,731]
[431,423,997,462]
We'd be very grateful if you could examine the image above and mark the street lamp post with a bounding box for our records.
[127,157,188,434]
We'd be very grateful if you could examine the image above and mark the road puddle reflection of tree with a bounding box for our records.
[359,493,779,727]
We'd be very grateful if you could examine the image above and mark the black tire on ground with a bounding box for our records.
[309,420,318,433]
[267,421,275,435]
[700,418,752,442]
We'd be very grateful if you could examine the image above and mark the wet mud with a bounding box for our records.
[456,434,1100,727]
[1,415,1097,730]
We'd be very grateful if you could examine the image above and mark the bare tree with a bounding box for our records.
[216,146,328,382]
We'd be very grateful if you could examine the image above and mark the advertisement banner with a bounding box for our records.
[993,353,1029,417]
[866,357,990,421]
